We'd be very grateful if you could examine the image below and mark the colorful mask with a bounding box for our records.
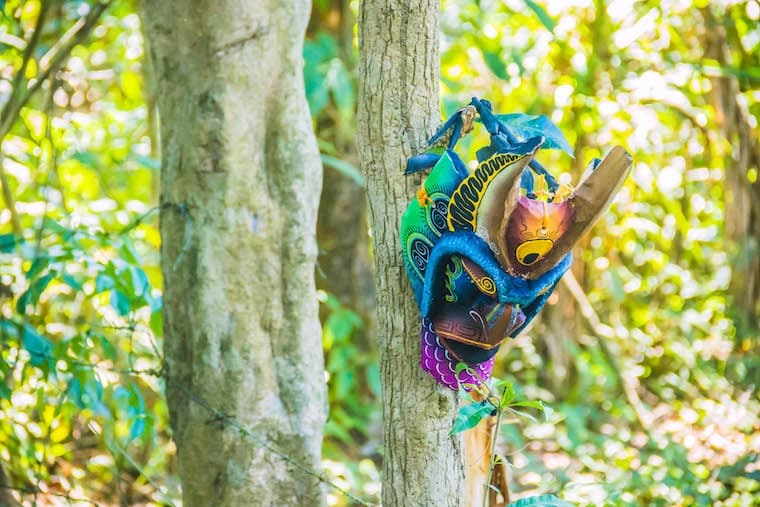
[401,98,632,390]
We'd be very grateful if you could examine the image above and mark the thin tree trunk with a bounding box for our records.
[703,9,760,330]
[143,2,326,505]
[358,2,465,506]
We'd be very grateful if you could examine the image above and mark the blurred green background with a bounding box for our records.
[0,0,758,505]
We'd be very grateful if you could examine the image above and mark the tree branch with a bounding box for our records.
[0,1,111,237]
[0,484,97,506]
[0,1,51,236]
[561,271,653,431]
[0,1,111,139]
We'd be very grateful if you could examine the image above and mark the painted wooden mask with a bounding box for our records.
[401,98,632,390]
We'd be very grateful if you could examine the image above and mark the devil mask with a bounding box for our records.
[401,98,632,390]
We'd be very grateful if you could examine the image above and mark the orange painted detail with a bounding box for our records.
[416,186,432,206]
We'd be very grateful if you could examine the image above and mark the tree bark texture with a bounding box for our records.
[703,10,760,330]
[358,2,465,506]
[143,2,326,505]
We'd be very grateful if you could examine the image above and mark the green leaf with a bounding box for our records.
[506,494,574,507]
[325,308,361,344]
[149,307,163,337]
[68,369,105,411]
[22,325,53,367]
[324,419,353,445]
[495,114,574,156]
[606,268,625,302]
[126,385,147,440]
[61,272,83,291]
[524,0,556,32]
[321,154,365,186]
[128,265,150,299]
[329,60,355,118]
[95,273,115,293]
[99,335,117,361]
[542,403,554,422]
[16,291,31,314]
[495,378,516,407]
[72,150,99,169]
[451,401,495,434]
[304,37,333,117]
[17,272,55,313]
[336,369,355,399]
[455,363,476,398]
[25,256,51,280]
[129,415,146,441]
[0,319,18,338]
[507,407,538,423]
[0,233,18,252]
[132,154,160,171]
[67,378,82,408]
[113,385,131,408]
[148,293,162,313]
[509,400,544,410]
[119,240,141,265]
[110,289,131,316]
[480,47,509,81]
[366,363,381,397]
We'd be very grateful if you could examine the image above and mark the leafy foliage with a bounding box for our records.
[0,1,173,504]
[439,0,760,505]
[495,114,574,155]
[0,0,758,505]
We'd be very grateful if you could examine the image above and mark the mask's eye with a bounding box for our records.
[516,239,554,266]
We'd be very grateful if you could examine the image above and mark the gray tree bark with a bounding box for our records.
[357,1,465,506]
[143,2,326,505]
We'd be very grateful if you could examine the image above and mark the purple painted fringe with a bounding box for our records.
[420,318,495,390]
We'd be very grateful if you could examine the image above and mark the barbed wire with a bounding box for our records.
[168,380,372,506]
[0,340,375,506]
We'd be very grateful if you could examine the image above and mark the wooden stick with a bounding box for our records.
[464,391,510,507]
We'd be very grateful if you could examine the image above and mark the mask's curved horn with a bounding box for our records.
[498,146,632,279]
[447,136,543,251]
[470,155,533,249]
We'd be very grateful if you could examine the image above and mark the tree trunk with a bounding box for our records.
[143,2,326,505]
[703,9,760,330]
[358,2,465,506]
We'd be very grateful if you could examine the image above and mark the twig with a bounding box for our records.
[0,484,99,506]
[561,271,652,431]
[169,380,374,506]
[2,334,369,505]
[86,422,173,504]
[483,401,507,507]
[118,206,158,235]
[0,153,21,236]
[0,1,112,140]
[0,1,111,237]
[0,0,48,236]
